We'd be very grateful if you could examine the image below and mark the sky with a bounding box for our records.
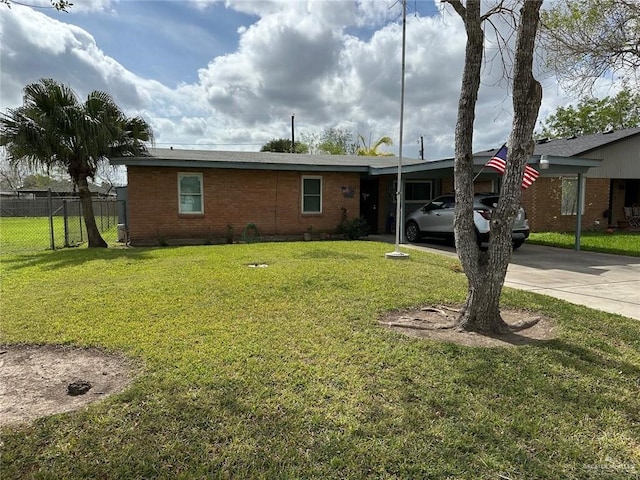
[0,0,625,162]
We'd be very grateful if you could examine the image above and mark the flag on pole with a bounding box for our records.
[486,144,539,189]
[486,144,508,174]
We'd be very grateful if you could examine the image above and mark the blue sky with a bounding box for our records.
[0,0,609,161]
[44,1,257,86]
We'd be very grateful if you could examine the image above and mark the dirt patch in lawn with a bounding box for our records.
[380,306,557,347]
[0,345,135,427]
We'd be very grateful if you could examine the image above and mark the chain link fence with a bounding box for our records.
[0,194,124,253]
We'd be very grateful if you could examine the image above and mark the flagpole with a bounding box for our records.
[386,0,410,260]
[472,167,486,183]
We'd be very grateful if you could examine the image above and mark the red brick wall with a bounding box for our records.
[127,167,360,245]
[521,177,610,232]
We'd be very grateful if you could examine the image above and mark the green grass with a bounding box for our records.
[1,241,639,479]
[0,217,119,252]
[528,231,640,256]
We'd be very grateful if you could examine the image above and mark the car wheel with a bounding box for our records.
[512,240,524,250]
[405,221,420,243]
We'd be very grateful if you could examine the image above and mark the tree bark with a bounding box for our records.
[75,174,108,248]
[450,0,544,334]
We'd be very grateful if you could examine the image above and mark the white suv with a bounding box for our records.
[404,193,530,249]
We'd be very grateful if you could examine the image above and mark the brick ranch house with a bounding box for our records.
[112,128,637,246]
[111,149,423,245]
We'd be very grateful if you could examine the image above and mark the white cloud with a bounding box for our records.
[3,0,626,162]
[10,0,116,12]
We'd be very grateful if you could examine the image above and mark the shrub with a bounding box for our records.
[337,209,370,240]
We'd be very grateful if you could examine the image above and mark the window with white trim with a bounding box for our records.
[178,173,203,214]
[302,176,322,214]
[561,176,585,215]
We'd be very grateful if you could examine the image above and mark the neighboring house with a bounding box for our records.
[525,127,640,231]
[15,180,115,199]
[113,140,611,246]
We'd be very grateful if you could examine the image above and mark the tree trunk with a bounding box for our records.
[75,174,108,248]
[451,0,544,334]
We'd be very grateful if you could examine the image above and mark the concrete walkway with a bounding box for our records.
[372,236,640,320]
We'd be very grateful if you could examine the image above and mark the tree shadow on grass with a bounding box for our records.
[0,247,157,272]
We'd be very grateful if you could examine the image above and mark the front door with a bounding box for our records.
[360,178,379,234]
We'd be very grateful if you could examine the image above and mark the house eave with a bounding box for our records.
[111,157,372,173]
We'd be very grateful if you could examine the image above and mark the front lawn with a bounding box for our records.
[528,231,640,256]
[1,241,639,479]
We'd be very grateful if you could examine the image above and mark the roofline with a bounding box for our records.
[110,157,372,173]
[112,151,602,176]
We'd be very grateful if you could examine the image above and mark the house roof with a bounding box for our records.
[474,127,640,158]
[16,180,114,195]
[113,141,604,178]
[112,148,424,173]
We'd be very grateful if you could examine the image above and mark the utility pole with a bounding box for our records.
[291,115,295,153]
[419,135,424,160]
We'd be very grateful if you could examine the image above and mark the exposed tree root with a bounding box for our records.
[420,305,462,315]
[507,316,542,332]
[382,306,543,335]
[382,321,457,330]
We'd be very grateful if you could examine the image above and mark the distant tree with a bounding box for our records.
[0,153,30,191]
[260,138,309,154]
[1,0,72,11]
[22,174,57,188]
[356,134,394,156]
[319,128,357,155]
[538,88,640,138]
[301,128,357,155]
[0,78,153,248]
[541,0,640,92]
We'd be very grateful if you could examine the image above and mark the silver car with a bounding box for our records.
[404,193,530,249]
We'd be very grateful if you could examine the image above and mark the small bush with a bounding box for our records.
[337,215,370,240]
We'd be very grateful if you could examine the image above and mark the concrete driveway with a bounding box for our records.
[373,236,640,320]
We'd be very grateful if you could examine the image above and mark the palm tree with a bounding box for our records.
[0,78,153,248]
[356,134,394,156]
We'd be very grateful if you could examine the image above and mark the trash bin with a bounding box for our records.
[117,224,128,243]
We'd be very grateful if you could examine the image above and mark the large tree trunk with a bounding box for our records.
[75,174,108,248]
[451,0,544,334]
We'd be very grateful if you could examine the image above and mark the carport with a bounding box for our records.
[370,153,602,251]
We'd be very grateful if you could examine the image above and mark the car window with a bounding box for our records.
[440,196,455,209]
[478,197,498,208]
[424,201,444,210]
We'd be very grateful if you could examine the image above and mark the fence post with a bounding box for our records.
[63,200,70,247]
[79,201,84,243]
[48,188,55,250]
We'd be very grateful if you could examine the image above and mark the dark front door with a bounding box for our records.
[360,178,379,233]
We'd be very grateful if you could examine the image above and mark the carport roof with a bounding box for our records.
[369,152,601,176]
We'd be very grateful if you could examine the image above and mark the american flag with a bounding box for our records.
[486,144,539,189]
